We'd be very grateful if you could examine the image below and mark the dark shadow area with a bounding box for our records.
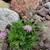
[3,0,11,3]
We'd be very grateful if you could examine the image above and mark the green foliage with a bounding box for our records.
[7,20,40,50]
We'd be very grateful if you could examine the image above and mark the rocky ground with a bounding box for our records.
[0,0,50,50]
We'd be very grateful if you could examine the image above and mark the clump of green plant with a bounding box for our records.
[7,20,41,50]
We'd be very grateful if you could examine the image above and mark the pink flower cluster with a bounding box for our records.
[23,25,32,32]
[0,31,7,39]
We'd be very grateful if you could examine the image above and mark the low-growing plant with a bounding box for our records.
[7,20,41,50]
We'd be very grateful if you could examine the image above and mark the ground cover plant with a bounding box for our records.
[7,20,41,50]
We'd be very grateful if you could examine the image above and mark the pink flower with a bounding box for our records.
[23,25,32,32]
[0,31,7,39]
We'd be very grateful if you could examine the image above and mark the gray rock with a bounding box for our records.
[46,15,50,20]
[42,21,50,41]
[0,8,20,31]
[44,2,50,9]
[37,7,49,17]
[39,41,44,47]
[2,43,8,50]
[0,38,4,50]
[33,14,42,22]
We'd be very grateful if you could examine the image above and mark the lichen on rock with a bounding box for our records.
[0,8,20,31]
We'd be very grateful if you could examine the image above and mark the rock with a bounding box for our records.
[42,21,50,41]
[41,17,46,21]
[37,7,49,17]
[39,41,44,47]
[45,42,50,48]
[41,0,50,6]
[11,0,42,9]
[0,37,8,50]
[33,14,42,22]
[10,0,42,18]
[0,38,4,50]
[0,8,20,31]
[44,2,50,9]
[2,43,8,50]
[45,15,50,20]
[0,20,8,31]
[48,9,50,14]
[0,0,10,8]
